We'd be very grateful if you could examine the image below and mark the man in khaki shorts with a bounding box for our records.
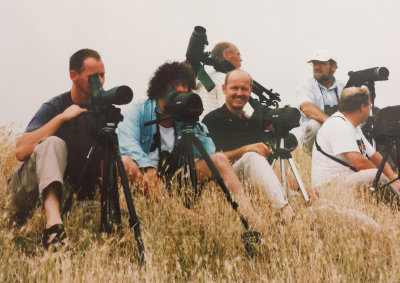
[7,48,105,249]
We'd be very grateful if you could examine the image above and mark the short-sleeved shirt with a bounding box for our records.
[294,78,345,137]
[202,104,266,151]
[311,111,375,188]
[26,92,101,197]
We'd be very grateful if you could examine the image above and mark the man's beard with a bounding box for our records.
[314,69,334,84]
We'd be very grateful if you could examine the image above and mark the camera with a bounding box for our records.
[164,86,204,123]
[249,97,300,137]
[345,67,389,88]
[88,74,133,109]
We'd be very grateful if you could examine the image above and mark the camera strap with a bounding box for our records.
[318,85,338,112]
[315,140,357,172]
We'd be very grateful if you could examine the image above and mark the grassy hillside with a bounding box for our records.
[1,125,400,282]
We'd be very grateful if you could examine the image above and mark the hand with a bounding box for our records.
[61,105,87,121]
[142,168,164,197]
[245,142,273,158]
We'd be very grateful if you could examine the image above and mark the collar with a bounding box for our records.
[221,104,247,121]
[316,78,338,91]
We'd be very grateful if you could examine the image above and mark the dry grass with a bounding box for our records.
[1,125,400,282]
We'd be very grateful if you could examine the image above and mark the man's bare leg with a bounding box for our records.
[43,182,64,243]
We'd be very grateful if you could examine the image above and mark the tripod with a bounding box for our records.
[74,123,145,264]
[159,121,251,230]
[371,138,400,195]
[269,135,310,203]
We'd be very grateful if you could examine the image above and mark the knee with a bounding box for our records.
[210,152,230,167]
[241,151,265,164]
[306,119,322,134]
[121,155,141,179]
[36,136,67,153]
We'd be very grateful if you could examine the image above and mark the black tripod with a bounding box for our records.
[371,138,400,197]
[269,134,310,203]
[74,123,145,264]
[159,121,251,230]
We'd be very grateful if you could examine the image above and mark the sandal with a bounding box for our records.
[42,224,67,251]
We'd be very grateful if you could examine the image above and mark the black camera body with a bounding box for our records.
[249,97,300,137]
[164,86,204,123]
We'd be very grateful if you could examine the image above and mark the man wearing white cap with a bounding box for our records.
[295,49,345,152]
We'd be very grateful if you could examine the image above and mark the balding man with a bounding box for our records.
[311,87,400,205]
[196,42,242,119]
[296,50,345,152]
[203,69,294,219]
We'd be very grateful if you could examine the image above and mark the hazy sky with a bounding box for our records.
[1,0,400,129]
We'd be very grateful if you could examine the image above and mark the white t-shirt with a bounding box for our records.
[311,112,375,188]
[196,68,226,120]
[148,125,175,168]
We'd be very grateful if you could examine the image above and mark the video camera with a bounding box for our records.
[164,86,204,123]
[249,97,300,137]
[185,26,281,108]
[88,74,134,123]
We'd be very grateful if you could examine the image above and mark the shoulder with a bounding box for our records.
[321,112,353,135]
[298,78,317,90]
[202,107,224,124]
[46,92,72,108]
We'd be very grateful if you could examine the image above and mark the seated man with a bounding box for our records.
[118,61,263,230]
[202,69,294,218]
[296,50,345,152]
[311,87,400,204]
[6,49,104,249]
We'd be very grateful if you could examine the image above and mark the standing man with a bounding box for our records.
[118,61,263,230]
[196,42,242,119]
[296,49,345,152]
[203,69,294,219]
[7,49,104,249]
[311,87,400,204]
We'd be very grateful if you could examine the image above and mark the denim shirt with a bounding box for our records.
[118,98,216,169]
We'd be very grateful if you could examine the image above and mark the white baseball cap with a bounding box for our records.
[307,49,337,63]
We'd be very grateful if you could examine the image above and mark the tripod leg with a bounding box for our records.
[279,139,288,193]
[111,133,145,265]
[288,158,310,203]
[280,158,287,193]
[371,141,392,191]
[183,134,198,196]
[191,136,249,230]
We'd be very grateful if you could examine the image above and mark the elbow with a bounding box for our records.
[15,147,28,161]
[15,142,30,161]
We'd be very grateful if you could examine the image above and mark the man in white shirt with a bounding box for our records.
[296,50,345,152]
[196,42,242,119]
[311,87,400,202]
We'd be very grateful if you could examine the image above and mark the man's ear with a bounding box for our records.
[70,70,78,81]
[222,50,230,61]
[331,62,338,72]
[222,84,227,95]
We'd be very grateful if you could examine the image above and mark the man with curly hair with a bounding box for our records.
[118,61,263,229]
